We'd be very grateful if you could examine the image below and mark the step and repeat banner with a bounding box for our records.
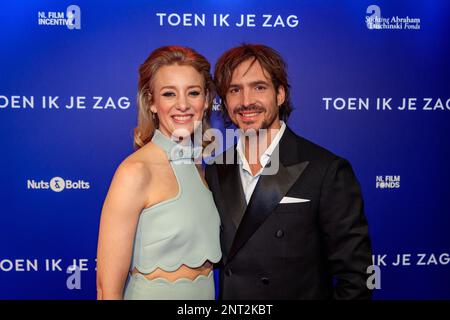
[0,0,449,299]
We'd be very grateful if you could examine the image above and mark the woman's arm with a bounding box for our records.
[96,161,150,300]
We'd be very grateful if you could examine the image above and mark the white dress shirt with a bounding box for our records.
[236,121,286,204]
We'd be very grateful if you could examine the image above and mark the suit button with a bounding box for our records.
[261,277,270,285]
[275,229,284,238]
[225,268,232,277]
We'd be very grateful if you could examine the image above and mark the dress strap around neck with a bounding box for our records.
[151,129,201,161]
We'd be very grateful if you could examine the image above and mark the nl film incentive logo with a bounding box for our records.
[376,175,400,189]
[366,5,420,30]
[28,177,90,192]
[38,5,81,30]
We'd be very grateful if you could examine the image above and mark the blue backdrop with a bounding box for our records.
[0,0,449,299]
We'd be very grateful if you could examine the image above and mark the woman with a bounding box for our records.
[96,46,222,300]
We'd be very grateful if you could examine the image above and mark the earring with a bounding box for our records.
[151,111,159,128]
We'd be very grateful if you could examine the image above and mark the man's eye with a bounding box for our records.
[229,87,240,94]
[255,85,266,91]
[189,91,201,96]
[162,92,175,97]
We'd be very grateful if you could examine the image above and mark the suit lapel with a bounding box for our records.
[228,161,308,260]
[219,161,247,228]
[216,146,247,259]
[227,126,309,260]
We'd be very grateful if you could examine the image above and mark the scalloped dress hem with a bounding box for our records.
[123,270,215,300]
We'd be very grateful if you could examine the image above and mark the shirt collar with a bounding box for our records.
[236,121,286,175]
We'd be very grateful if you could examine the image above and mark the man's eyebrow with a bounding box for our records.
[249,80,271,86]
[228,80,271,88]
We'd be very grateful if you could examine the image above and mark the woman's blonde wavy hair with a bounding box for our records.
[134,46,215,150]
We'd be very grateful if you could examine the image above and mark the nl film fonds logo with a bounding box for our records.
[27,177,90,192]
[376,175,400,189]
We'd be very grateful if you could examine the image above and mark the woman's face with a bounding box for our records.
[150,64,208,139]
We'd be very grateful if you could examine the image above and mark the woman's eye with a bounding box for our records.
[162,92,175,97]
[189,91,201,96]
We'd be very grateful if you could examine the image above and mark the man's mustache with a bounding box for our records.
[233,104,266,114]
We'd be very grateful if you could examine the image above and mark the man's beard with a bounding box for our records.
[232,104,278,131]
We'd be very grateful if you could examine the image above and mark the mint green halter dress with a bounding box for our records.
[123,130,222,300]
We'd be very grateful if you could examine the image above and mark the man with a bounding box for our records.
[205,44,373,299]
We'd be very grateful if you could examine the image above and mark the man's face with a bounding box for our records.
[225,58,285,132]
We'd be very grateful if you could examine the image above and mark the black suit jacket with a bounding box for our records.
[205,126,372,300]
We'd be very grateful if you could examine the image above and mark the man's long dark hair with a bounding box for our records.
[214,44,293,124]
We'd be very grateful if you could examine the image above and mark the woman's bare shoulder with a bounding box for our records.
[115,142,166,187]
